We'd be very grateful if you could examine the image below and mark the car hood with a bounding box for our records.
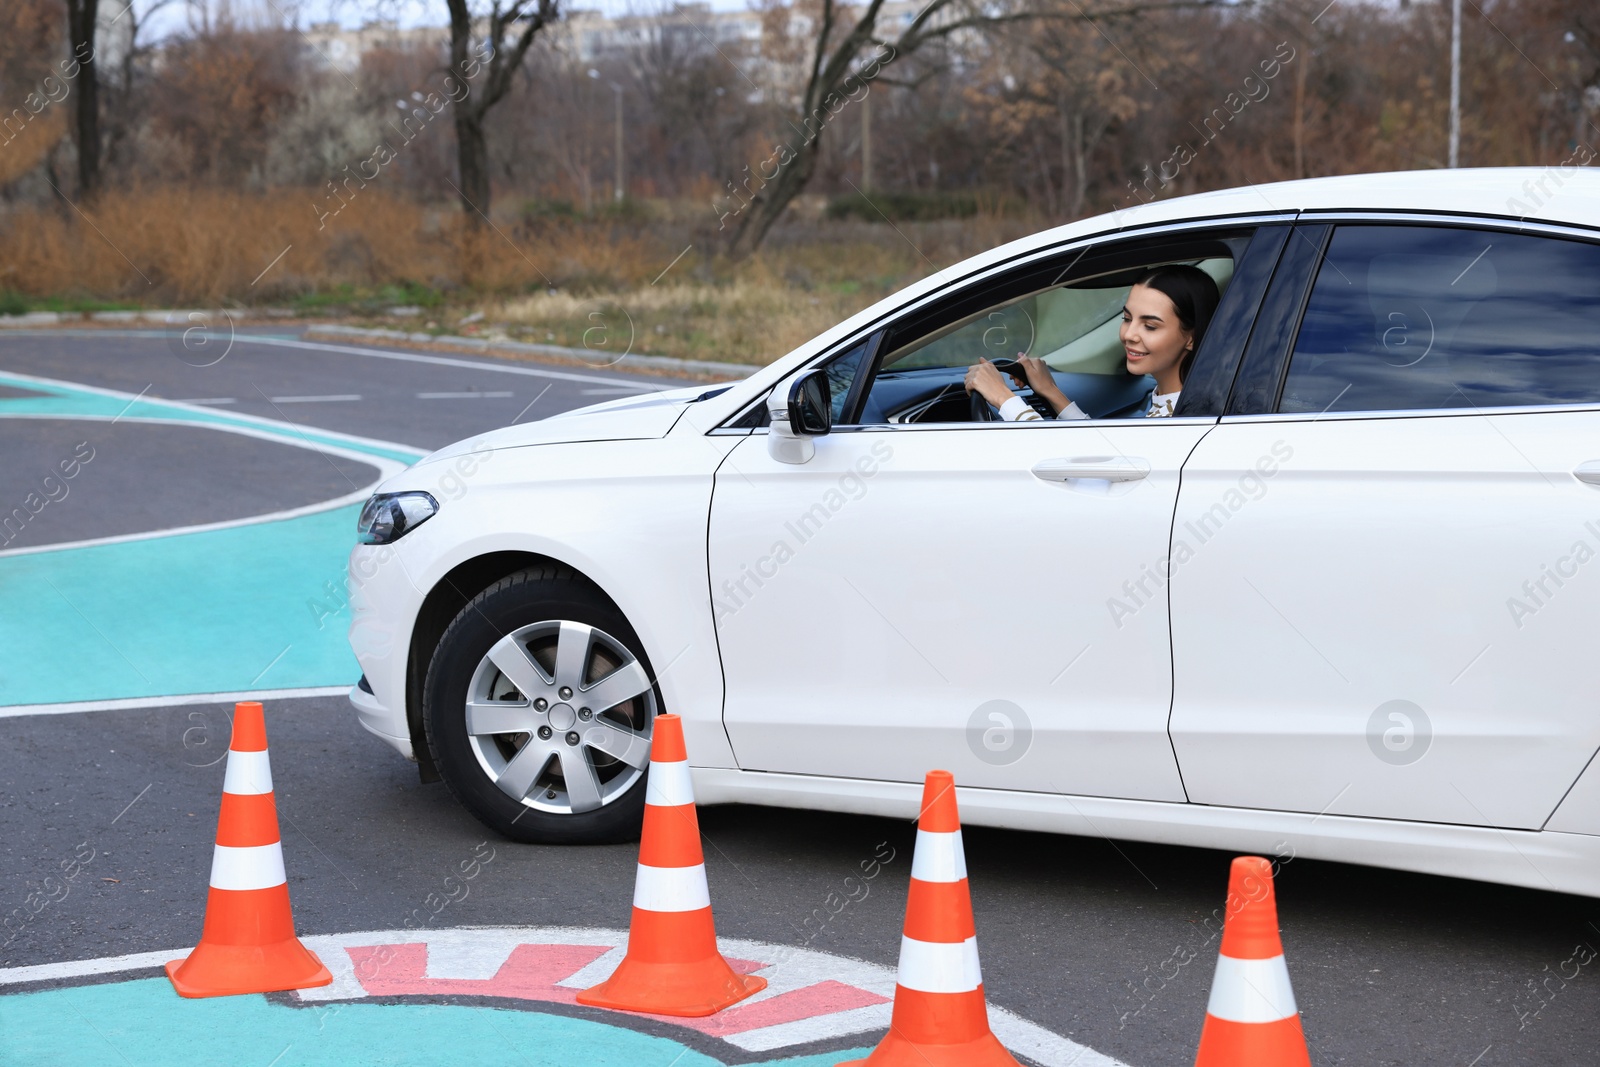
[415,383,708,465]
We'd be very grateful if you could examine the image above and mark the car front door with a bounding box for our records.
[706,222,1288,799]
[1168,221,1600,829]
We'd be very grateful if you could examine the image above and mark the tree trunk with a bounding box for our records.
[726,138,820,258]
[66,0,100,197]
[453,110,491,222]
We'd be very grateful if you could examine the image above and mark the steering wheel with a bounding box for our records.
[968,358,1032,422]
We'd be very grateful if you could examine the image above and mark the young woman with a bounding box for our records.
[963,263,1221,420]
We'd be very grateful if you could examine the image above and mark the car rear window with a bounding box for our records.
[1279,225,1600,413]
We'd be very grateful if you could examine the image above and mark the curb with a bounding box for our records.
[301,324,761,382]
[0,308,297,327]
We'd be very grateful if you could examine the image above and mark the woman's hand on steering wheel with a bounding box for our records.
[1012,354,1070,410]
[1012,355,1052,392]
[963,357,1019,411]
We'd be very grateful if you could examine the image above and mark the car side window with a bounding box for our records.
[1279,225,1600,414]
[858,255,1237,425]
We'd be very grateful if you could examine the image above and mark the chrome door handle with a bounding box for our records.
[1031,456,1151,482]
[1576,460,1600,486]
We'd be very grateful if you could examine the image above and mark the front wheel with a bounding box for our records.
[423,566,658,844]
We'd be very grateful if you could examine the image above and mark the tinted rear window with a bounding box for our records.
[1279,225,1600,413]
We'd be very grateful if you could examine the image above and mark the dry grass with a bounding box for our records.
[492,266,888,367]
[480,214,1038,365]
[0,187,1042,364]
[0,186,667,305]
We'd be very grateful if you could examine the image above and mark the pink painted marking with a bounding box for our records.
[343,942,886,1039]
[347,942,609,1001]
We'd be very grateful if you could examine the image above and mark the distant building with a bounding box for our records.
[301,19,448,73]
[292,3,934,98]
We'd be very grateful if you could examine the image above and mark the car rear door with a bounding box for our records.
[1168,219,1600,829]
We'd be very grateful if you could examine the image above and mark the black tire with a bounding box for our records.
[423,565,658,844]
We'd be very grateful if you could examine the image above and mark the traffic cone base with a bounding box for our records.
[575,955,764,1018]
[165,895,331,991]
[839,1028,1019,1067]
[1193,1016,1311,1067]
[577,715,766,1017]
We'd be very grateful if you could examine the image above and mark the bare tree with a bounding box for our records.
[725,0,1220,255]
[629,14,764,197]
[101,0,172,175]
[445,0,559,224]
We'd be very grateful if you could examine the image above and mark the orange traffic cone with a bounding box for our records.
[1193,856,1312,1067]
[839,770,1021,1067]
[166,701,332,998]
[576,713,765,1016]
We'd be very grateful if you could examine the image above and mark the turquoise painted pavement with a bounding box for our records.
[0,372,424,706]
[0,978,872,1067]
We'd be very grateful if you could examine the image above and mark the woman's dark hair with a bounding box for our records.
[1132,263,1222,385]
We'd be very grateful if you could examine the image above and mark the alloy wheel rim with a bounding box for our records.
[464,619,655,815]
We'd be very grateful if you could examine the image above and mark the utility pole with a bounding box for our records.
[861,89,872,191]
[1448,0,1461,167]
[612,82,624,202]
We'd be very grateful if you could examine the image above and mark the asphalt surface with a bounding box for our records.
[0,416,378,549]
[3,328,1599,1066]
[0,327,685,452]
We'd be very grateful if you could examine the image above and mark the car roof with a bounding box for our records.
[949,166,1600,299]
[710,166,1600,405]
[1082,165,1600,233]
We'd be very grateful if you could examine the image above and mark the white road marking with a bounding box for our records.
[0,927,1131,1066]
[415,391,514,399]
[0,948,180,986]
[268,394,362,403]
[0,685,351,719]
[551,944,629,989]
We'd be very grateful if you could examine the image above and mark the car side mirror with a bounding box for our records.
[788,368,832,436]
[766,368,831,464]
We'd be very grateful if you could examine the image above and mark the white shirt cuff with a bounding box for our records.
[998,396,1041,421]
[1058,401,1090,420]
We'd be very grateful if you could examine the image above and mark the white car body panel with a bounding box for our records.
[348,424,744,767]
[1548,753,1600,836]
[1169,411,1600,830]
[421,385,702,463]
[347,168,1600,896]
[709,419,1212,801]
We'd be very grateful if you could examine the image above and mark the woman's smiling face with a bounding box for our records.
[1120,283,1192,385]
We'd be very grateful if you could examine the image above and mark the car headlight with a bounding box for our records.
[357,491,438,545]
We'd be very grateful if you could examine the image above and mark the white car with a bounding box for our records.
[348,167,1600,895]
